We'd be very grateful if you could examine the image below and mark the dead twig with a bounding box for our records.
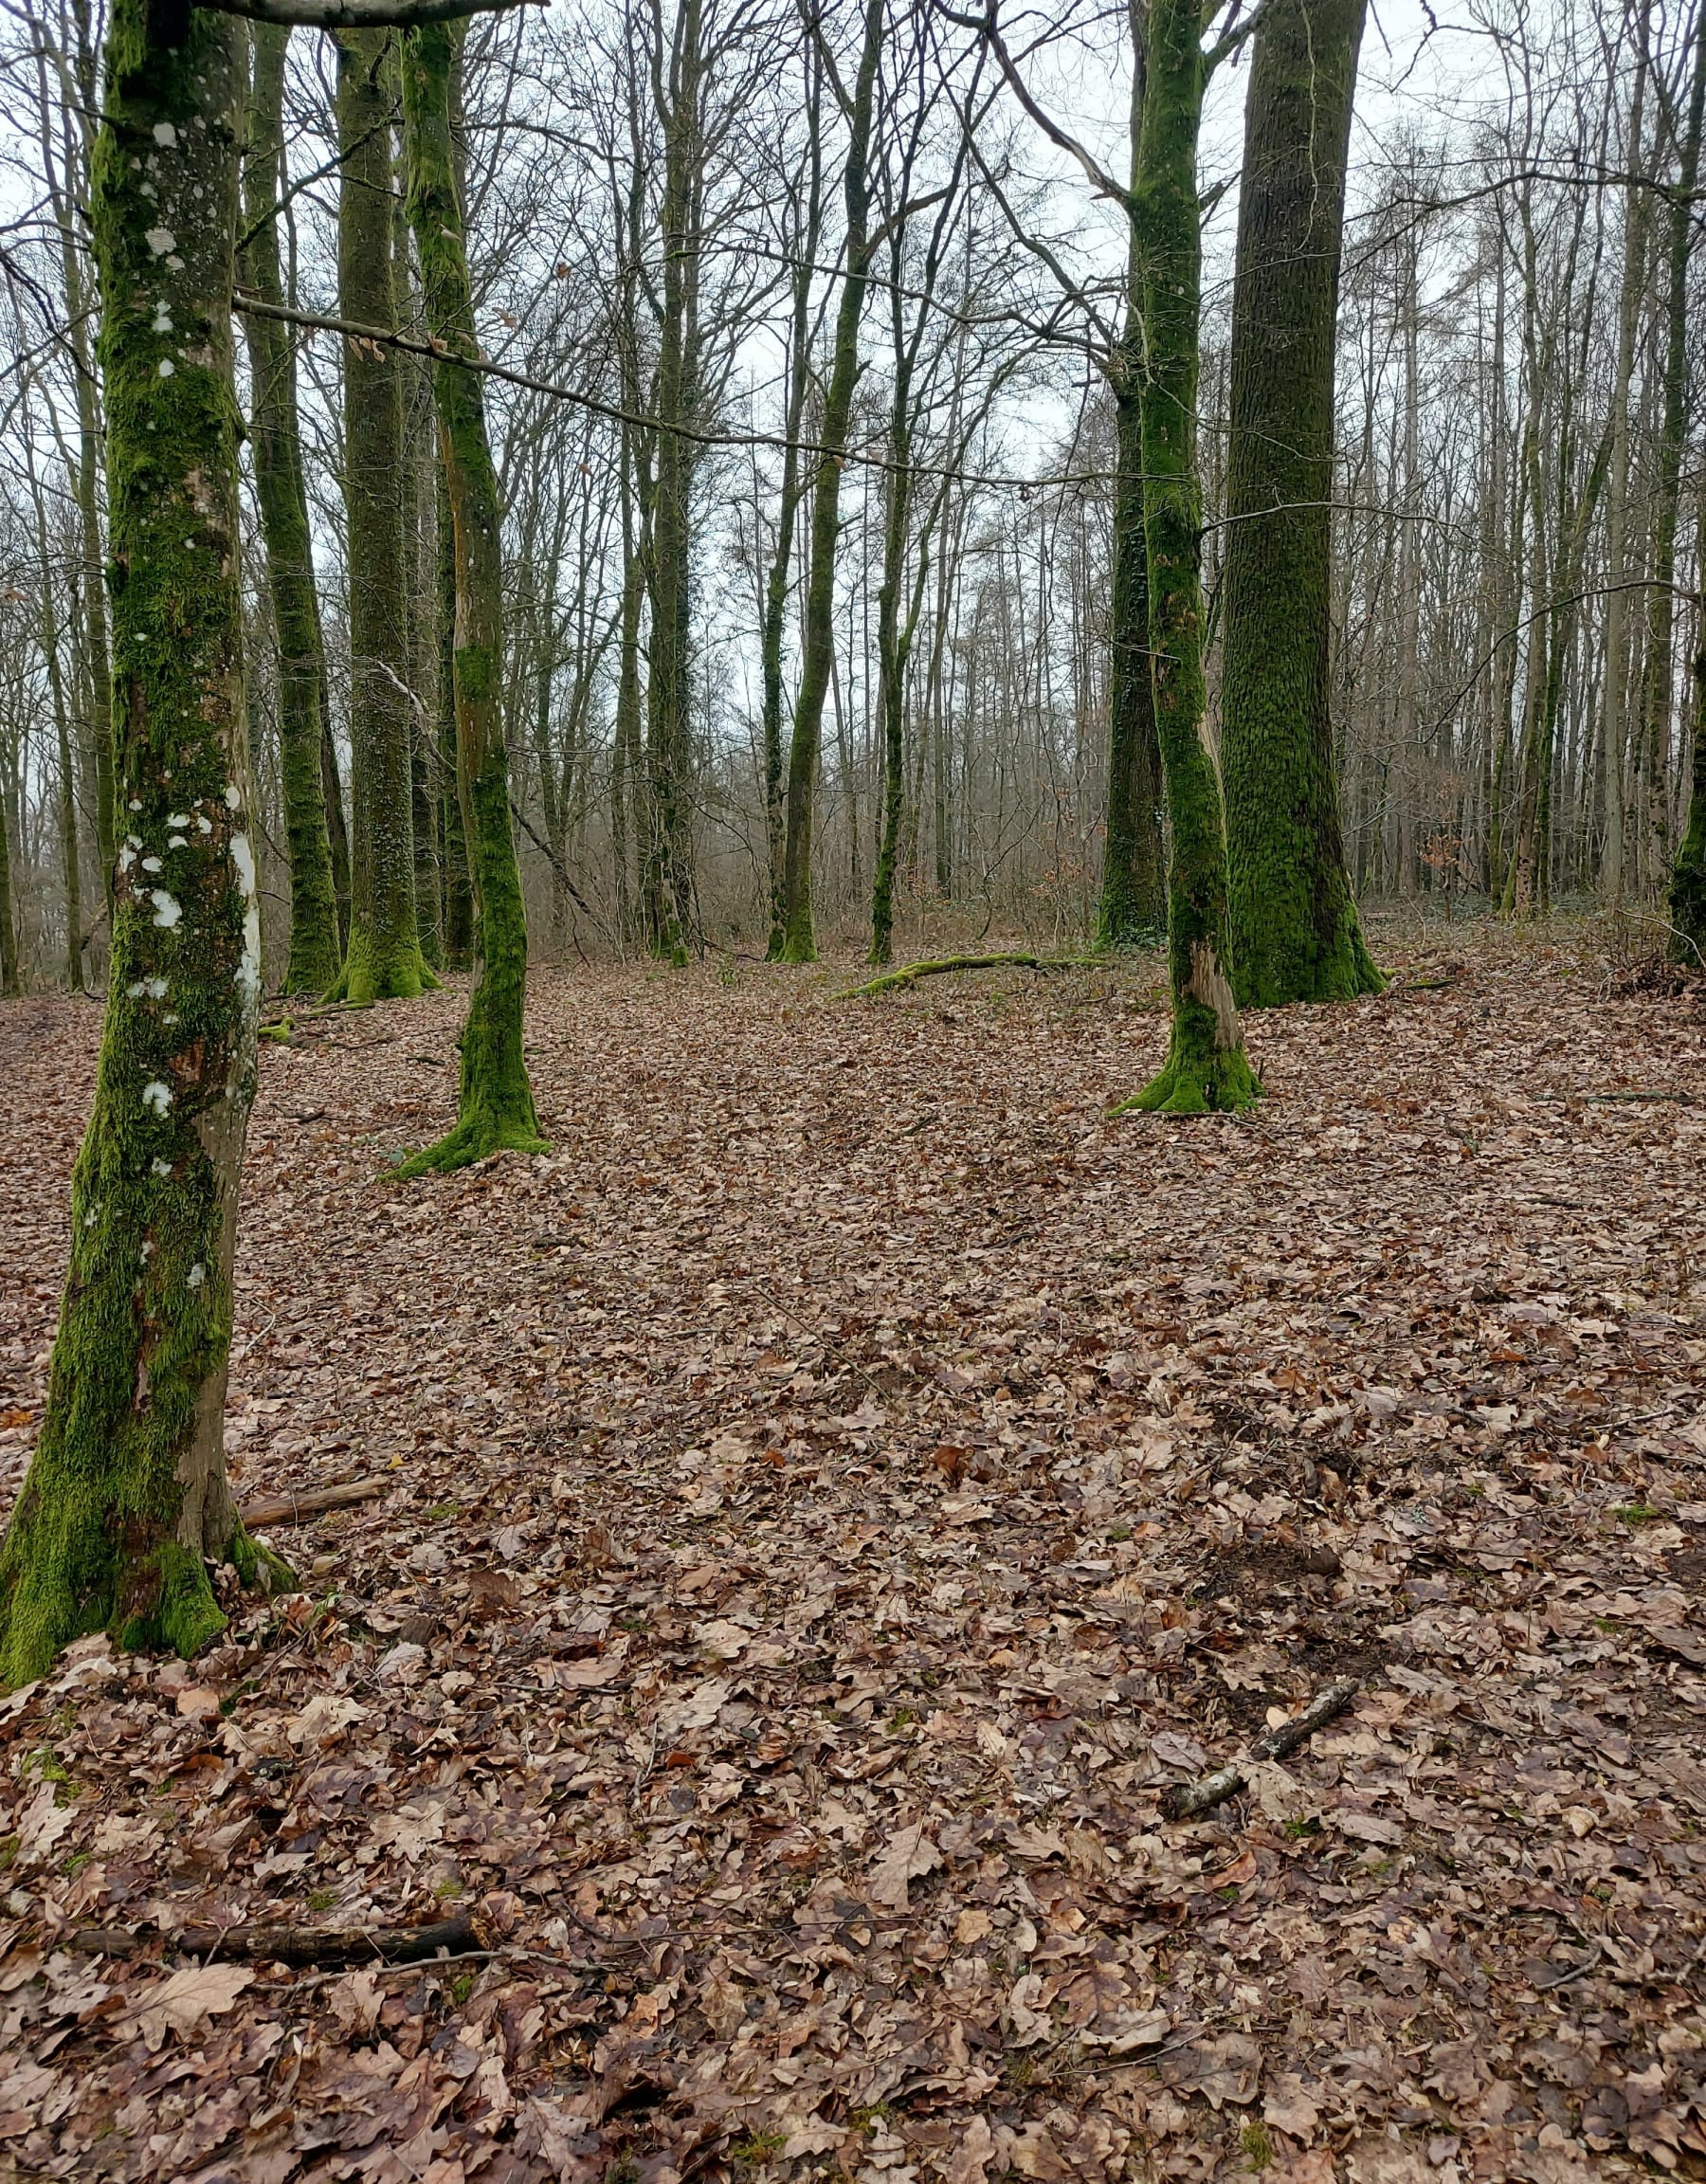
[239,1477,390,1528]
[178,1912,479,1967]
[841,951,1101,999]
[1161,1676,1361,1821]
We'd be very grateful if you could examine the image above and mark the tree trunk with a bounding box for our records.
[1662,5,1706,955]
[398,19,546,1174]
[330,27,432,1004]
[1098,369,1166,948]
[1117,0,1259,1113]
[1098,27,1165,955]
[240,22,341,996]
[779,0,883,964]
[0,776,16,994]
[641,0,705,965]
[436,451,474,967]
[1220,0,1381,1006]
[0,0,289,1685]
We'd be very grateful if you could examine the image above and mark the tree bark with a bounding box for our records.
[1220,0,1381,1007]
[398,18,546,1173]
[329,27,433,1003]
[779,0,883,963]
[0,0,289,1686]
[1662,6,1706,955]
[1116,0,1259,1114]
[240,21,342,995]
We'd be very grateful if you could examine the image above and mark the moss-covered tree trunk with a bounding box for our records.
[1098,40,1164,956]
[0,0,289,1687]
[398,20,545,1174]
[1098,368,1166,949]
[240,22,341,996]
[1220,0,1381,1007]
[779,0,882,964]
[0,785,17,995]
[1116,0,1259,1114]
[329,27,433,1005]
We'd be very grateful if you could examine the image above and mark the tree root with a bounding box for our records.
[392,1114,550,1178]
[842,952,1100,998]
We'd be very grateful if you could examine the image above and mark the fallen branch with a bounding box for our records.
[239,1478,389,1528]
[179,1913,479,1968]
[842,951,1100,998]
[1161,1676,1360,1822]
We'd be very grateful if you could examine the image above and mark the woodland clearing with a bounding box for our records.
[1,916,1704,2183]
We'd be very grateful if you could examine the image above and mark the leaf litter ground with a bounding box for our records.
[1,918,1704,2184]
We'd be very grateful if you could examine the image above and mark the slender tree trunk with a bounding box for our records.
[1098,371,1167,950]
[0,777,16,993]
[779,0,883,963]
[435,452,473,965]
[1220,0,1381,1006]
[1117,0,1259,1113]
[398,19,546,1174]
[0,0,289,1685]
[1600,25,1651,914]
[240,22,341,994]
[329,27,432,1004]
[642,0,704,964]
[1662,7,1706,954]
[1098,26,1166,952]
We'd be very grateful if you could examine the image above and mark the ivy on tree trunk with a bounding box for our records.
[397,18,546,1174]
[1219,0,1382,1008]
[0,0,290,1686]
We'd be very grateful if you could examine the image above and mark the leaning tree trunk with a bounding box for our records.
[779,0,883,964]
[1116,0,1259,1114]
[398,19,545,1174]
[240,21,341,995]
[0,0,289,1686]
[329,27,433,1004]
[1220,0,1382,1007]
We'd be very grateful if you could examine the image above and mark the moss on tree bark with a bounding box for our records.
[1220,0,1381,1008]
[0,0,290,1687]
[240,23,342,997]
[396,20,545,1174]
[327,27,434,1007]
[1116,0,1259,1116]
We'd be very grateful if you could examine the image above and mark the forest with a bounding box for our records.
[0,0,1704,2174]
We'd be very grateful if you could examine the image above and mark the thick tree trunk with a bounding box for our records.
[0,0,288,1686]
[1220,0,1381,1007]
[240,23,341,996]
[1116,0,1259,1114]
[330,27,432,1005]
[398,20,546,1174]
[779,0,882,964]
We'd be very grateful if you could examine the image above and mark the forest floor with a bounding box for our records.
[2,915,1705,2184]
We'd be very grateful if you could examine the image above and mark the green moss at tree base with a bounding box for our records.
[323,929,441,1005]
[1114,1032,1262,1116]
[0,1507,296,1691]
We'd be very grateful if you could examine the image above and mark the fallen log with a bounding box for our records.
[842,952,1100,999]
[179,1913,478,1968]
[239,1478,388,1528]
[1161,1676,1360,1822]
